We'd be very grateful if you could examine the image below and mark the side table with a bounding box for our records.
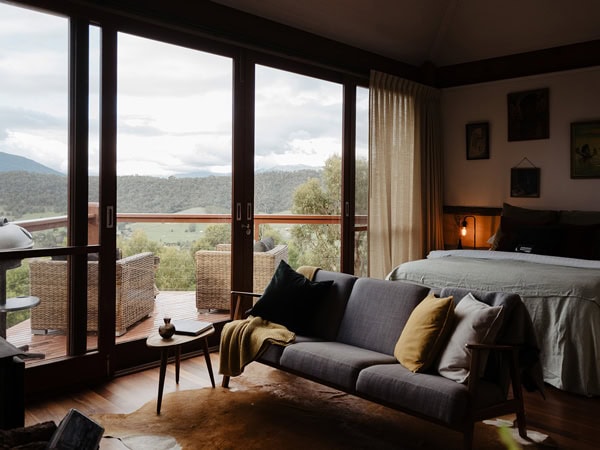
[146,327,216,414]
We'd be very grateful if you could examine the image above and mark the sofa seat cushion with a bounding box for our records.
[257,335,322,366]
[279,341,396,391]
[356,364,505,428]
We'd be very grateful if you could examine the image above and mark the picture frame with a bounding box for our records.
[466,122,489,160]
[510,168,540,198]
[570,121,600,178]
[507,88,549,141]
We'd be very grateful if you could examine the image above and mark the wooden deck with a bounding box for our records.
[6,291,229,362]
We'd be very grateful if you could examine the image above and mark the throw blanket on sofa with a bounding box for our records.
[219,316,294,376]
[218,266,321,377]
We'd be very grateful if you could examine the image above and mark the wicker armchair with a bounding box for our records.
[29,252,156,336]
[195,244,288,311]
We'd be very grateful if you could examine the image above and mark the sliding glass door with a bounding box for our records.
[254,65,343,277]
[116,32,234,340]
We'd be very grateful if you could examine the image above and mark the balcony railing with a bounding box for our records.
[12,202,368,245]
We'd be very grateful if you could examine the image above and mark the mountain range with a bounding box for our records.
[0,151,63,175]
[0,151,323,218]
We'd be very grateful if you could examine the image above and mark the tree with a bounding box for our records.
[191,224,231,254]
[118,229,161,257]
[155,246,195,291]
[290,154,368,273]
[290,156,341,271]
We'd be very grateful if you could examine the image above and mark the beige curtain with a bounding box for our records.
[368,71,444,279]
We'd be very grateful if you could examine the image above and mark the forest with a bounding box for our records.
[0,168,322,220]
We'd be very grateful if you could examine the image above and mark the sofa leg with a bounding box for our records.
[515,413,527,439]
[222,375,230,388]
[463,424,474,450]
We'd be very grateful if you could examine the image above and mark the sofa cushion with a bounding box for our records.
[336,278,430,354]
[249,260,333,334]
[257,335,322,366]
[356,364,504,428]
[307,270,358,340]
[280,341,396,391]
[394,293,455,372]
[436,293,504,384]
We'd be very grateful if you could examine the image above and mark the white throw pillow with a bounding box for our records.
[436,292,504,383]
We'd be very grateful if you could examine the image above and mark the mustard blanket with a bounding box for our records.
[218,266,320,377]
[219,316,295,377]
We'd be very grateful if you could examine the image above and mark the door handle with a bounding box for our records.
[241,223,252,235]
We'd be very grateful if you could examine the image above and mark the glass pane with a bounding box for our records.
[255,65,343,279]
[87,25,101,350]
[355,87,369,277]
[0,4,69,358]
[116,33,233,338]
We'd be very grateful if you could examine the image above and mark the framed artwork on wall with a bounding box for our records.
[507,88,549,141]
[571,121,600,178]
[510,167,540,198]
[466,122,489,160]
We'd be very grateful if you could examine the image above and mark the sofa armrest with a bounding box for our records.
[231,290,262,320]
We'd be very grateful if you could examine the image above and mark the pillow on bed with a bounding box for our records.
[559,223,600,260]
[394,293,455,373]
[493,203,562,253]
[436,293,504,384]
[496,216,563,255]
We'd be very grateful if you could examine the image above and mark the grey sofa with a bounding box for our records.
[225,270,541,450]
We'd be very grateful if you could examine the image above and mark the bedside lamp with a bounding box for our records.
[460,215,477,250]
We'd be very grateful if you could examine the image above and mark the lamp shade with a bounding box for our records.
[0,218,33,270]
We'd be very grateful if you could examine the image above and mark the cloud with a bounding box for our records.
[0,3,365,178]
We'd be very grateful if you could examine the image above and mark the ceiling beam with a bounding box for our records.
[436,39,600,87]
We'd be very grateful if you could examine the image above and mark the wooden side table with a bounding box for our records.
[146,327,216,414]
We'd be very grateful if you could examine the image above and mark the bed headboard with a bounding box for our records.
[443,203,600,260]
[443,205,501,250]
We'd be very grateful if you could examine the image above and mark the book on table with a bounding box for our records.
[172,319,214,336]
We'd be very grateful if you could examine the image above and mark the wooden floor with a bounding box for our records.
[6,291,229,362]
[12,291,600,449]
[24,350,600,450]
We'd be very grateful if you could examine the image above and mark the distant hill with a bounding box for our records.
[0,152,63,175]
[0,166,322,219]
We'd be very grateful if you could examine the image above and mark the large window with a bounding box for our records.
[0,4,70,354]
[355,86,369,276]
[1,0,368,387]
[255,65,343,272]
[116,33,233,338]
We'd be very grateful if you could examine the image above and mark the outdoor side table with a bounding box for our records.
[146,327,216,414]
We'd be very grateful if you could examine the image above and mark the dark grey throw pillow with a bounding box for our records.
[249,260,333,335]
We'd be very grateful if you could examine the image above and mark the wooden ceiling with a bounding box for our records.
[211,0,600,67]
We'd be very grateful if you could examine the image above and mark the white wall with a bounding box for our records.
[441,66,600,211]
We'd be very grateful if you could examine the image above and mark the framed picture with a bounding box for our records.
[507,88,549,141]
[466,122,489,160]
[571,121,600,178]
[510,168,540,198]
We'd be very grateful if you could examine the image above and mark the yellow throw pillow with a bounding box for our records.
[394,293,455,372]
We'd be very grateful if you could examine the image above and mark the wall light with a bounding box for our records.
[459,215,477,249]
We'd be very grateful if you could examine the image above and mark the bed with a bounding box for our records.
[387,203,600,397]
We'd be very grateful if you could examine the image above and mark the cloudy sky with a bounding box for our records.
[0,2,368,177]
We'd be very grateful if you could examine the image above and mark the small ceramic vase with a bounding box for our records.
[158,317,176,339]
